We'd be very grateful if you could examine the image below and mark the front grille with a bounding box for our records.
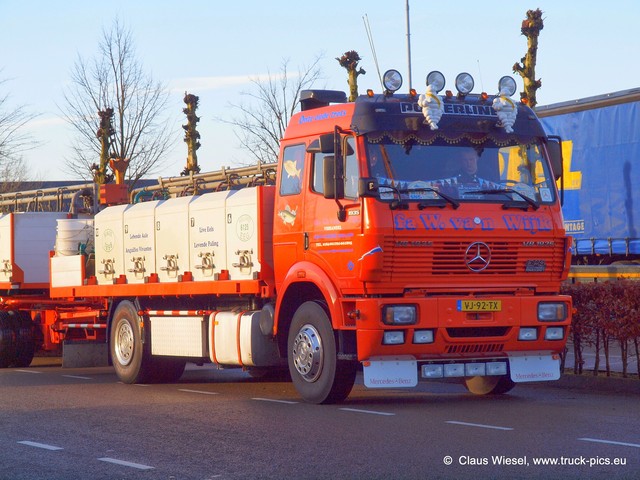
[446,327,510,338]
[382,237,565,281]
[446,343,505,354]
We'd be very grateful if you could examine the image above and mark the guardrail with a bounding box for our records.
[568,265,640,282]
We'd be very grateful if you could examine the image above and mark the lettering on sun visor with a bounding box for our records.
[400,102,496,117]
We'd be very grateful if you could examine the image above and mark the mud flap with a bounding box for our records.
[508,351,561,382]
[363,356,418,388]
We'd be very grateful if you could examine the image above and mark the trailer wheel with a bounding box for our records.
[464,375,515,395]
[0,311,16,368]
[110,301,153,384]
[288,301,356,404]
[150,357,186,383]
[11,312,35,368]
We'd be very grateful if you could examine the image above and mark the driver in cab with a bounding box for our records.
[456,149,490,185]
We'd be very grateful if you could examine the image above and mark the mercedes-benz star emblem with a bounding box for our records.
[464,242,491,272]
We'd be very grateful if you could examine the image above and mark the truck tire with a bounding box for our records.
[110,300,154,384]
[288,301,356,404]
[11,312,35,368]
[464,375,515,395]
[150,357,186,383]
[0,311,16,368]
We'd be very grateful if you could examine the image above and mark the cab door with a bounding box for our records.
[272,143,307,287]
[304,136,362,290]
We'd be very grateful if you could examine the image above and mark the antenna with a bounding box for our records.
[477,59,485,92]
[406,0,412,90]
[363,14,383,89]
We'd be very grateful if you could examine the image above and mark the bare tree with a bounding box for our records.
[513,8,544,108]
[0,77,35,191]
[61,18,174,187]
[337,51,366,102]
[222,57,323,165]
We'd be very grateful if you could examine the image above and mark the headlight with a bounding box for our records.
[413,330,434,344]
[455,72,474,95]
[545,327,564,341]
[498,76,517,96]
[538,302,567,321]
[383,69,403,92]
[426,71,445,92]
[518,327,538,341]
[382,331,405,345]
[382,305,417,325]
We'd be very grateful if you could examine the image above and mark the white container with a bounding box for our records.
[0,212,67,287]
[155,196,194,282]
[95,204,130,284]
[123,201,160,283]
[225,186,275,280]
[209,311,280,367]
[55,218,93,256]
[188,191,229,280]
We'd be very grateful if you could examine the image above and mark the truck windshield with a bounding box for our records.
[366,132,556,206]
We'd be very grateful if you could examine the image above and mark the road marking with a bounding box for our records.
[18,441,63,451]
[62,375,93,380]
[579,437,640,448]
[14,369,42,374]
[178,389,219,396]
[446,421,513,431]
[340,408,395,416]
[252,398,299,405]
[98,457,154,470]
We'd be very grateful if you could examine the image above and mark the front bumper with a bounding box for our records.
[349,294,571,361]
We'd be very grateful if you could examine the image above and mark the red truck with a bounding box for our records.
[0,70,572,403]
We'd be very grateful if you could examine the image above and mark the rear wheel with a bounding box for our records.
[12,312,35,368]
[464,375,515,395]
[110,300,154,384]
[151,357,186,383]
[0,311,16,368]
[288,301,356,404]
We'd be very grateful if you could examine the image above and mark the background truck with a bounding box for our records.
[0,69,572,403]
[537,88,640,268]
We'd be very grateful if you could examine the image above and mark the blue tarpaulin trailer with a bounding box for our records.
[537,89,640,262]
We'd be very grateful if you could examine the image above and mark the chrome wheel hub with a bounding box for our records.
[114,321,134,366]
[292,324,323,382]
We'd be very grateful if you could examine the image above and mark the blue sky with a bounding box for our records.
[1,0,639,180]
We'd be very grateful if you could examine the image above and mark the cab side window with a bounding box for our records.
[344,137,358,199]
[280,144,306,196]
[311,137,358,198]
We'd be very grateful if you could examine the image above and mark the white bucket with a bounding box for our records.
[55,219,94,256]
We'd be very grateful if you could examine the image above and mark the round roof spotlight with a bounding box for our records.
[383,69,403,93]
[498,76,517,97]
[426,71,446,93]
[455,72,474,95]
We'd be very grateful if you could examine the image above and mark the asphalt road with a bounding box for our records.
[1,361,639,480]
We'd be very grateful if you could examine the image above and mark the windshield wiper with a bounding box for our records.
[468,188,540,210]
[413,187,460,210]
[379,185,460,210]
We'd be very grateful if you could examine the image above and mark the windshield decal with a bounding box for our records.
[394,212,552,234]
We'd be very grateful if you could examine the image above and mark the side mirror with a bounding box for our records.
[359,177,379,197]
[546,136,563,181]
[323,156,336,199]
[307,134,335,154]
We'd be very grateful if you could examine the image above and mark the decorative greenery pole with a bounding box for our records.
[512,8,544,108]
[181,92,201,176]
[94,108,115,184]
[336,51,366,102]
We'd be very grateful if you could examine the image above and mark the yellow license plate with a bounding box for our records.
[457,300,502,312]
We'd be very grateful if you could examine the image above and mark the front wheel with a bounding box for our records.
[464,375,515,395]
[288,301,356,404]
